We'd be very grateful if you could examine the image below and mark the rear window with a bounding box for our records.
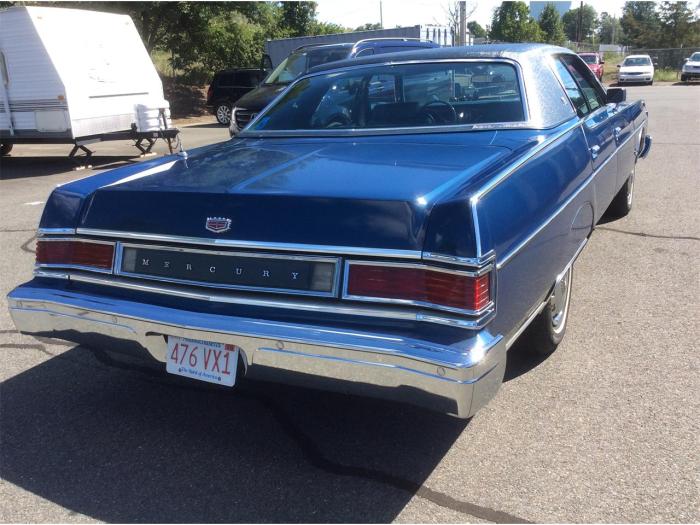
[248,61,525,133]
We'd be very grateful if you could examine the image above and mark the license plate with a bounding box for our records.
[166,336,239,386]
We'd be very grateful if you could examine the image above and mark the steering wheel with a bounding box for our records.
[324,113,352,128]
[419,100,457,124]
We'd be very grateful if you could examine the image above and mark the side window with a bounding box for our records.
[218,73,235,87]
[561,55,604,112]
[551,58,589,117]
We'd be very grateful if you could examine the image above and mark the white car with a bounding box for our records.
[680,52,700,82]
[617,55,655,85]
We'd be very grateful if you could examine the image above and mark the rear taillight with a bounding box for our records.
[206,85,213,101]
[345,263,491,313]
[36,240,114,270]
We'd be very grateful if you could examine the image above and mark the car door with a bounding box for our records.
[552,55,622,221]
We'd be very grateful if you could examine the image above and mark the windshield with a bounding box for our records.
[690,52,700,61]
[580,54,598,64]
[249,61,525,133]
[264,47,351,85]
[623,57,651,66]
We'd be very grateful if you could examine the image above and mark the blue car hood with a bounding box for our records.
[60,136,519,252]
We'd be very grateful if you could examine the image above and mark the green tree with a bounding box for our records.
[562,5,598,42]
[620,1,661,48]
[467,20,487,38]
[281,1,317,37]
[311,21,347,35]
[490,1,544,42]
[538,3,566,44]
[598,12,624,44]
[657,1,700,47]
[355,22,382,31]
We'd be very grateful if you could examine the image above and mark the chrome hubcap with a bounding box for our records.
[217,105,231,124]
[549,269,571,334]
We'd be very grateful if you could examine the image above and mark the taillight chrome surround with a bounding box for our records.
[342,260,495,317]
[35,238,115,274]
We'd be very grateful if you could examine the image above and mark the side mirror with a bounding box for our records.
[606,87,626,104]
[684,57,689,63]
[601,59,605,64]
[653,62,658,67]
[616,64,621,68]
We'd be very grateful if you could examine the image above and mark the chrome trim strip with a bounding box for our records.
[37,227,76,236]
[34,237,116,275]
[421,250,495,269]
[505,299,547,350]
[114,242,342,299]
[240,58,531,138]
[342,260,494,317]
[35,270,490,330]
[74,229,424,259]
[34,269,70,280]
[495,120,645,270]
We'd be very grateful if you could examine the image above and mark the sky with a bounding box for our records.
[315,0,629,31]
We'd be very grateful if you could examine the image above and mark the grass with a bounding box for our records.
[654,68,679,82]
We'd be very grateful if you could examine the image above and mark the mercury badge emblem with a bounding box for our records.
[205,217,232,233]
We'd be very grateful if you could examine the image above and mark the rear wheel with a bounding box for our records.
[524,267,573,356]
[0,143,13,156]
[215,103,232,125]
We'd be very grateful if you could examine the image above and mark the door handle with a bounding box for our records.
[614,126,623,143]
[590,145,601,159]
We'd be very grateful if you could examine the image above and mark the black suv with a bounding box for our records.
[207,68,265,125]
[229,39,440,136]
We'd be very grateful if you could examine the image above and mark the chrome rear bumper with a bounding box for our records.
[7,282,506,418]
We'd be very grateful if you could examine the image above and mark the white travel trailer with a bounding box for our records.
[0,6,178,159]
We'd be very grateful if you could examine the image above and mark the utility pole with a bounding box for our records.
[577,0,583,50]
[379,0,383,29]
[459,1,466,46]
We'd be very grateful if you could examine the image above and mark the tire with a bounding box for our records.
[215,103,232,125]
[524,266,573,356]
[608,169,635,219]
[680,75,687,82]
[0,143,13,156]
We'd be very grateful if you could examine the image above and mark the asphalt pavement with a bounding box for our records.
[0,85,698,523]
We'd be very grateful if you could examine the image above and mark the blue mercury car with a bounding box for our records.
[7,45,652,418]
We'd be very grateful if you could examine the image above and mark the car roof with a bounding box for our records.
[624,54,651,59]
[308,43,573,74]
[294,39,438,54]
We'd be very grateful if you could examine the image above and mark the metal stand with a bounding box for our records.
[68,139,99,170]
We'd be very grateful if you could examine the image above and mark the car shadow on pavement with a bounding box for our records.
[0,155,148,179]
[1,344,471,523]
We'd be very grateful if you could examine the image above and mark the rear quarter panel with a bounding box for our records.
[475,122,594,341]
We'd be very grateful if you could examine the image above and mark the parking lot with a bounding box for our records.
[0,84,698,523]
